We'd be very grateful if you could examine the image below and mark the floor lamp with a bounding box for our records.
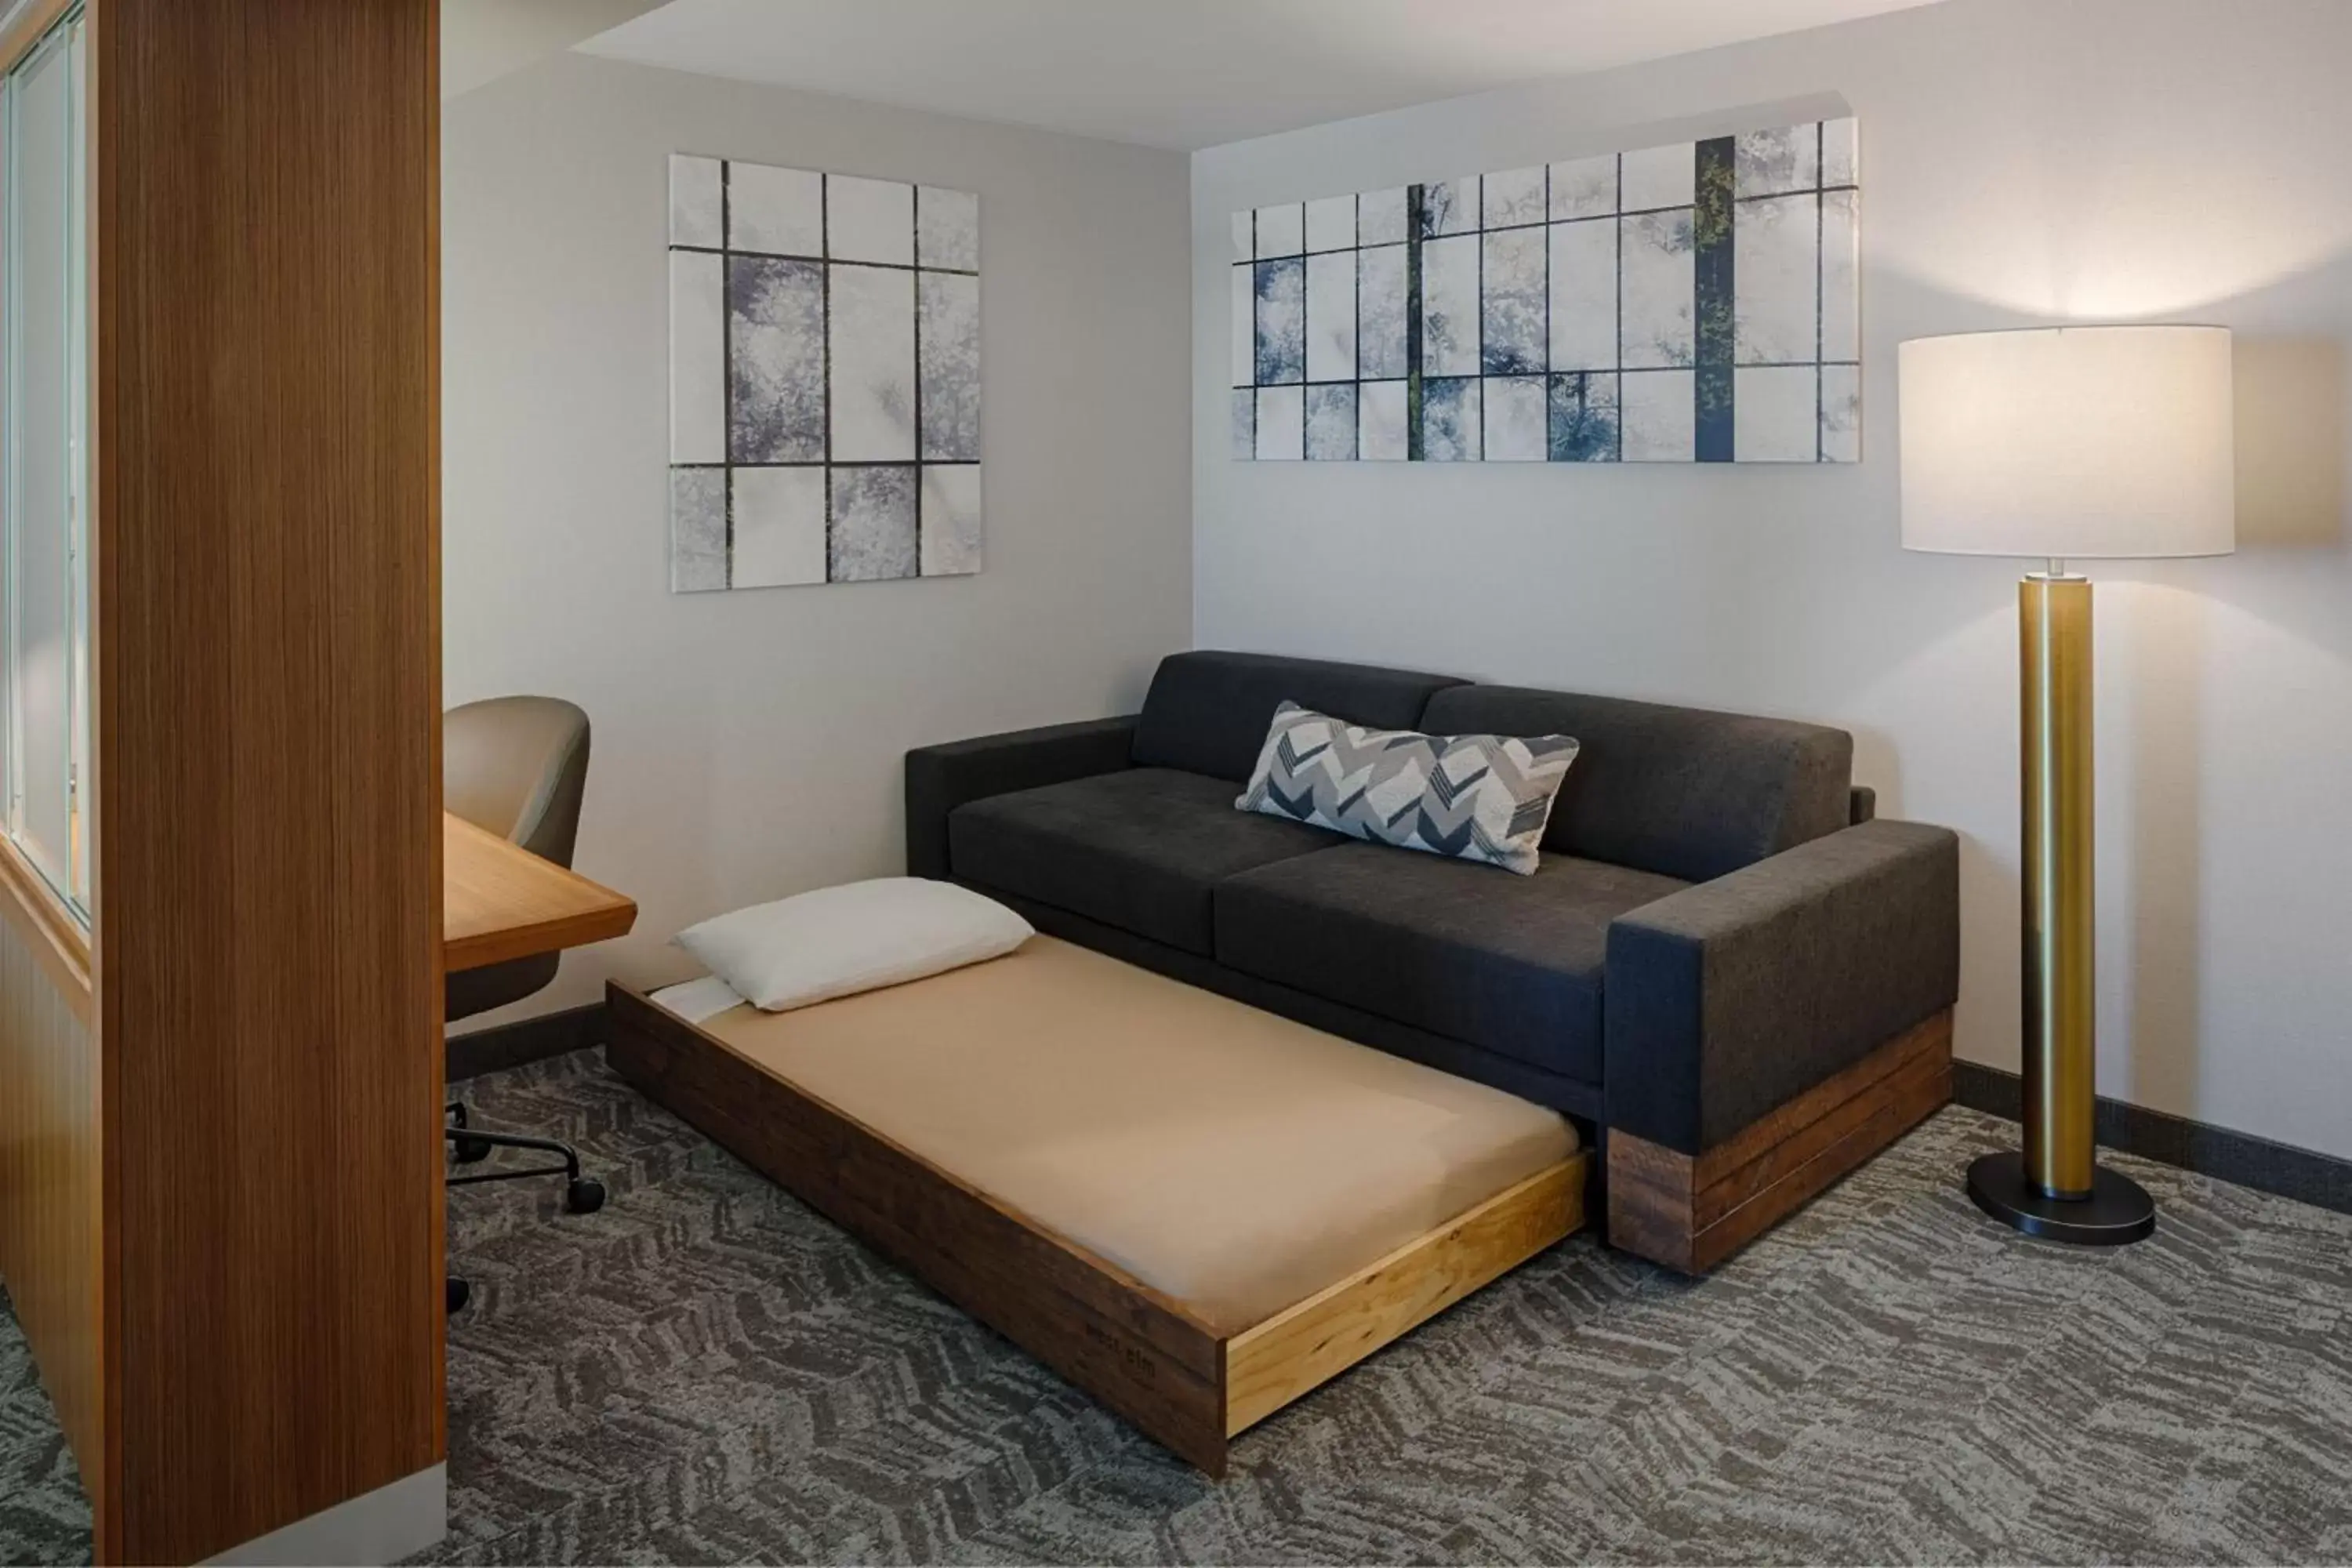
[1897,324,2236,1245]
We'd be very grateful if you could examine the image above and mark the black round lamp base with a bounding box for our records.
[1965,1152,2156,1246]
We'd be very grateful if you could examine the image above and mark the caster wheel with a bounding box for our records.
[452,1134,492,1163]
[446,1277,471,1313]
[566,1177,606,1215]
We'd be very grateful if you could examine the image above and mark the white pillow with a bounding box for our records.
[673,878,1033,1013]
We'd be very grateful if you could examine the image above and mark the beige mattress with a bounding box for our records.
[681,935,1576,1334]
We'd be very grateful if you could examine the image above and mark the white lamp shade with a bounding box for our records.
[1898,325,2236,559]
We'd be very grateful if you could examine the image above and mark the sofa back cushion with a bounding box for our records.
[1419,685,1851,882]
[1131,651,1465,782]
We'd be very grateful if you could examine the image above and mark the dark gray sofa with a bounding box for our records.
[906,650,1960,1272]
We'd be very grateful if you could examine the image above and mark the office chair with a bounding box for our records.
[444,695,604,1312]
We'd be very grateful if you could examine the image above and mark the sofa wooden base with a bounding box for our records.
[1606,1009,1955,1274]
[604,982,1584,1476]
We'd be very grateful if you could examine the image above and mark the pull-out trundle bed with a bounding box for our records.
[606,935,1587,1475]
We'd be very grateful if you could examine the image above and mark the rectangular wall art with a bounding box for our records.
[1230,118,1857,463]
[669,154,981,590]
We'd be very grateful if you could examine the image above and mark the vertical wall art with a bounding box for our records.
[1230,117,1857,464]
[669,154,981,590]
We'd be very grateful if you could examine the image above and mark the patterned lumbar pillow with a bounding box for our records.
[1236,701,1578,875]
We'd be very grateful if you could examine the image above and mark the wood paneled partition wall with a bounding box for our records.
[0,855,99,1528]
[0,1,443,1562]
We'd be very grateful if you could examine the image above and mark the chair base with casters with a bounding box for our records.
[447,1102,606,1211]
[443,1102,605,1312]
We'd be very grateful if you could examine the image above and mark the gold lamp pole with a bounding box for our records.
[2016,567,2114,1214]
[1899,325,2236,1245]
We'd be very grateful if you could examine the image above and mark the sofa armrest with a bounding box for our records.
[905,716,1139,880]
[1604,818,1959,1156]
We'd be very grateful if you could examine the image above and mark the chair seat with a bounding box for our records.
[1214,844,1689,1086]
[949,768,1344,955]
[446,953,558,1022]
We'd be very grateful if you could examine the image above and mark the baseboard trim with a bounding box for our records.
[447,1000,606,1083]
[198,1461,445,1566]
[1952,1061,2352,1216]
[448,1009,2352,1215]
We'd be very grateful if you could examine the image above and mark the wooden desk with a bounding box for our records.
[443,811,637,971]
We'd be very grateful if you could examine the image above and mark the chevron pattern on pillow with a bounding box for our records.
[1236,701,1579,875]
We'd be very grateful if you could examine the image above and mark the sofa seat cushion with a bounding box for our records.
[1215,844,1689,1085]
[949,768,1345,955]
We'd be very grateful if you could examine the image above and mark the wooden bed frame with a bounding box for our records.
[604,982,1588,1476]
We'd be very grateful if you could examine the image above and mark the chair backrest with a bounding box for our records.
[444,695,591,869]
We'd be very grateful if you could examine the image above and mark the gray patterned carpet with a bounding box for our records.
[4,1046,2351,1566]
[0,1286,86,1565]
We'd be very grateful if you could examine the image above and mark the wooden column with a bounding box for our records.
[86,0,443,1559]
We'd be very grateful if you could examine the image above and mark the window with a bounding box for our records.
[0,5,89,923]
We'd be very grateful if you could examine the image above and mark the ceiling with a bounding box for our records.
[445,0,670,99]
[577,0,1947,151]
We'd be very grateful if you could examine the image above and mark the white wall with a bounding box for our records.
[1193,0,2352,1156]
[445,53,1192,1016]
